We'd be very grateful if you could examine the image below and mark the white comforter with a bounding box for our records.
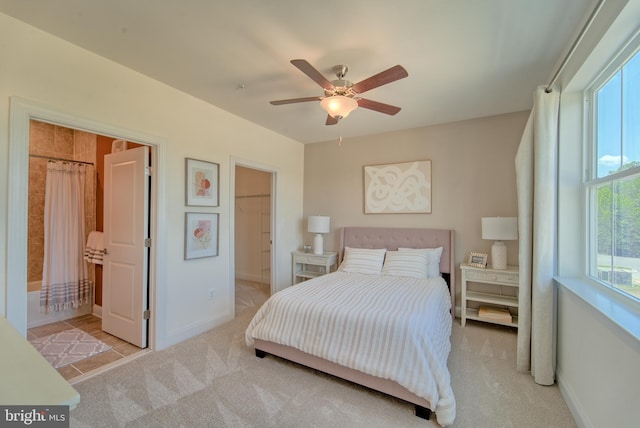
[245,271,456,426]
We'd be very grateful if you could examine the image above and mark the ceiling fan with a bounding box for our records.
[270,59,408,125]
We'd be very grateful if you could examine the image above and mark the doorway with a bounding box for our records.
[234,165,274,314]
[6,97,162,353]
[23,121,150,378]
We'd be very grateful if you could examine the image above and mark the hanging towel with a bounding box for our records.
[84,231,105,265]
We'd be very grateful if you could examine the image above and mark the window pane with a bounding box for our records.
[596,71,622,178]
[622,52,640,170]
[594,176,640,300]
[612,175,640,299]
[595,183,613,279]
[590,45,640,304]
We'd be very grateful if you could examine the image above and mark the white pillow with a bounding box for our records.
[381,251,428,278]
[338,247,387,274]
[398,247,443,278]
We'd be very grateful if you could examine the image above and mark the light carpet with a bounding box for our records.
[69,283,577,427]
[29,328,112,369]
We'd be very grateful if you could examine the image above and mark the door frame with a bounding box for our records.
[6,97,165,350]
[230,157,278,310]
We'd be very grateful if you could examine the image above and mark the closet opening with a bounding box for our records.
[233,164,274,315]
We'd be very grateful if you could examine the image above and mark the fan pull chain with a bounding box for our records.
[338,136,343,147]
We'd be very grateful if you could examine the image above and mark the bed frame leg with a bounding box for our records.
[415,405,431,420]
[255,349,267,358]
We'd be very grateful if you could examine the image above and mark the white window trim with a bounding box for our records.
[583,34,640,305]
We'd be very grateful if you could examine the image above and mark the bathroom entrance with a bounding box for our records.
[24,119,152,376]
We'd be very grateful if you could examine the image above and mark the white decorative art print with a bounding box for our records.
[364,160,432,214]
[185,212,219,259]
[185,158,219,207]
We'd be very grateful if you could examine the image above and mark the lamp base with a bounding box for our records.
[313,234,324,255]
[491,241,507,270]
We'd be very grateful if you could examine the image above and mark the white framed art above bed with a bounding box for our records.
[363,160,432,214]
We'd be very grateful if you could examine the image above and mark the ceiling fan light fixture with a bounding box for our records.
[271,60,407,125]
[320,95,358,119]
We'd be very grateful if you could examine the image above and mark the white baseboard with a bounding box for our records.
[164,310,233,349]
[92,304,102,318]
[556,367,590,428]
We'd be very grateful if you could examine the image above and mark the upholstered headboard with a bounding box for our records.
[339,227,456,312]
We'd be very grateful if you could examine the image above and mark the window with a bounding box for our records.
[586,43,640,302]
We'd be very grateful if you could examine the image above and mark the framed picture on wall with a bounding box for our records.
[184,212,219,259]
[363,160,432,214]
[185,158,219,206]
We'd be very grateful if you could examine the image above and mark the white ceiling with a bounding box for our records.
[0,0,594,144]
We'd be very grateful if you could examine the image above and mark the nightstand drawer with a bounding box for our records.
[465,270,518,285]
[296,255,328,264]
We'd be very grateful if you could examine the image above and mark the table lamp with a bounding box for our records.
[308,216,330,255]
[482,217,518,270]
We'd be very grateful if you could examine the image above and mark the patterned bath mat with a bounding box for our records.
[29,328,112,368]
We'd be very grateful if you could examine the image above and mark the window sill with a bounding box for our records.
[555,276,640,343]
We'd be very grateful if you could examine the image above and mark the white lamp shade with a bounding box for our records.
[320,96,358,119]
[308,216,330,234]
[481,217,518,241]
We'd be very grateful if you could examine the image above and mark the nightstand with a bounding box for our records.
[460,263,519,328]
[292,251,337,284]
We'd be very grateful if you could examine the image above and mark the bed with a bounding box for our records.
[245,227,456,426]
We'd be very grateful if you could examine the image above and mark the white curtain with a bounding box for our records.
[515,86,559,385]
[41,161,91,312]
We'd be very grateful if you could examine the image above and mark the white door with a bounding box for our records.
[102,146,149,348]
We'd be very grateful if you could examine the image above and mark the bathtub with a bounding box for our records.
[27,281,93,328]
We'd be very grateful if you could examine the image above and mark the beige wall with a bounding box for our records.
[304,110,529,307]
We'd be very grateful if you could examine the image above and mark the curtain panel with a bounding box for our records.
[515,86,559,385]
[41,161,91,312]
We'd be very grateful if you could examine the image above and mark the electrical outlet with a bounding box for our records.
[208,289,215,300]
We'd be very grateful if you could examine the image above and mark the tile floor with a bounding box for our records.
[27,314,144,381]
[28,280,268,381]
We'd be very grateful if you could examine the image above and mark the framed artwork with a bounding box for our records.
[185,158,219,206]
[467,252,488,269]
[363,160,432,214]
[185,212,219,259]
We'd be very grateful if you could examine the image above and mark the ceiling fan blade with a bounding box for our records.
[291,59,335,91]
[357,98,402,115]
[351,65,408,94]
[325,114,339,126]
[270,96,322,105]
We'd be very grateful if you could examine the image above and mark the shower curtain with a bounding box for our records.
[40,161,91,312]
